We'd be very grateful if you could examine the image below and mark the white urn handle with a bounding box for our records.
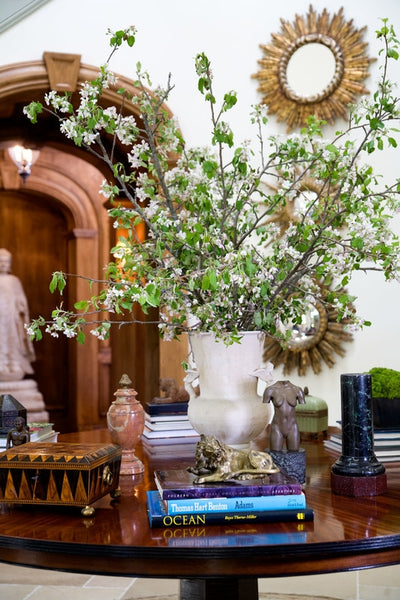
[184,369,200,400]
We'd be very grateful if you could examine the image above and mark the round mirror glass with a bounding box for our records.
[287,305,321,348]
[293,189,318,219]
[286,43,336,99]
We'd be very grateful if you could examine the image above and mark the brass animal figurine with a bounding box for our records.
[188,434,279,483]
[263,380,305,451]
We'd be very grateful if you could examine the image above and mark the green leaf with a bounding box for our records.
[74,300,89,311]
[351,237,364,250]
[245,256,257,277]
[34,329,43,341]
[49,272,66,294]
[24,101,43,124]
[208,270,217,290]
[325,144,339,154]
[253,311,263,328]
[203,160,218,178]
[77,331,86,344]
[387,48,399,60]
[369,117,384,131]
[201,274,210,290]
[146,283,160,307]
[223,92,237,111]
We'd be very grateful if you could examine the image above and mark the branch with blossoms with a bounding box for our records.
[23,20,400,345]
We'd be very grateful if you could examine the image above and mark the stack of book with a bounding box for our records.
[147,468,313,527]
[142,399,200,448]
[27,422,59,443]
[0,422,59,449]
[144,398,189,417]
[324,427,400,463]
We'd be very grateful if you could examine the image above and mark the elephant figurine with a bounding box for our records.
[263,380,305,452]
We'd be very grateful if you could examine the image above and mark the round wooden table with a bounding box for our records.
[0,429,399,600]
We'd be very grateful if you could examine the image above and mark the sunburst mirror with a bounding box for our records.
[263,286,354,377]
[261,170,353,376]
[252,5,375,130]
[262,169,334,241]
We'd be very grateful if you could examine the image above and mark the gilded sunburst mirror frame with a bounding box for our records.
[263,286,354,377]
[252,5,375,130]
[261,171,353,376]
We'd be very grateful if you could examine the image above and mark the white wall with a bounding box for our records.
[1,0,400,425]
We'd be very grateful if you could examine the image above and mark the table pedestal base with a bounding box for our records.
[180,577,258,600]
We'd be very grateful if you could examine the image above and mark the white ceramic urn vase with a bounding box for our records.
[186,331,273,449]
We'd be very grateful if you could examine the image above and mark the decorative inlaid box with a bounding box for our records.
[0,442,121,515]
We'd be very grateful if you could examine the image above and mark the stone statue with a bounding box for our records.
[187,434,279,483]
[263,380,305,452]
[0,249,36,382]
[6,416,30,448]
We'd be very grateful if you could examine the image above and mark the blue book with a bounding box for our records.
[164,491,306,514]
[146,490,314,528]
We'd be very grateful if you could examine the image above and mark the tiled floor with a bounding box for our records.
[0,562,399,600]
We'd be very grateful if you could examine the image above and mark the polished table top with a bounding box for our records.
[0,428,399,580]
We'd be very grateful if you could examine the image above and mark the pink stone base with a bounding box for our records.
[120,451,144,475]
[331,472,387,496]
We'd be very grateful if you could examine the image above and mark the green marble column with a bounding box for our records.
[331,373,385,477]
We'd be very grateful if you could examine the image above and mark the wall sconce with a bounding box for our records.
[8,145,40,182]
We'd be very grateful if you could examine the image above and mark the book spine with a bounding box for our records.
[148,506,314,527]
[144,403,188,416]
[145,421,192,431]
[161,483,303,500]
[142,427,199,439]
[166,493,306,514]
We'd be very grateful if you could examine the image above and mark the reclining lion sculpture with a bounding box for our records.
[188,434,279,483]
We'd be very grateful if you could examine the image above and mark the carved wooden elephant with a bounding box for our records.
[263,380,305,451]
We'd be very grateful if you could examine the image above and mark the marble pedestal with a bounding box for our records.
[269,448,306,484]
[331,373,387,497]
[0,379,48,422]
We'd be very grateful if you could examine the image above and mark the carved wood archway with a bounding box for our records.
[0,55,166,430]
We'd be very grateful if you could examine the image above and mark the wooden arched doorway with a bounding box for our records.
[0,55,162,432]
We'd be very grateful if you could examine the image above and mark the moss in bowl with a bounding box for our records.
[368,368,400,430]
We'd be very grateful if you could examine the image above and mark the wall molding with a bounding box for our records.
[0,0,52,34]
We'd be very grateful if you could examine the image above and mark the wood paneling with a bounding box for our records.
[0,189,69,426]
[0,56,181,433]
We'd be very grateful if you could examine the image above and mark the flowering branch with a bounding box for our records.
[23,21,400,345]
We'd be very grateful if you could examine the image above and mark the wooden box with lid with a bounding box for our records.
[0,441,121,515]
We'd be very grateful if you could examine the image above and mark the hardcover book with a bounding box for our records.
[144,401,188,416]
[324,437,400,462]
[146,490,314,528]
[329,431,400,447]
[145,413,190,423]
[142,426,200,440]
[145,419,194,432]
[165,493,306,514]
[154,468,303,500]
